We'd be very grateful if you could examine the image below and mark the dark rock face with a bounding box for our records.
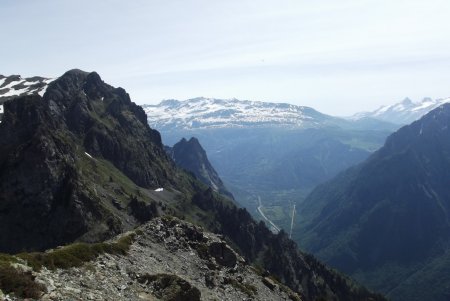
[167,137,233,199]
[44,70,172,188]
[0,70,174,253]
[208,242,237,268]
[297,104,450,300]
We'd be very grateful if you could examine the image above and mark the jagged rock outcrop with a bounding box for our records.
[166,137,234,199]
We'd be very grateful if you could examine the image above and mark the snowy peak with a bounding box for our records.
[143,97,336,130]
[0,74,56,102]
[353,96,450,125]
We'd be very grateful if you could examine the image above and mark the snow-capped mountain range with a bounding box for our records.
[0,74,55,102]
[352,97,450,125]
[2,72,447,129]
[143,97,342,130]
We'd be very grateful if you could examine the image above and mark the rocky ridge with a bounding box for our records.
[1,217,300,301]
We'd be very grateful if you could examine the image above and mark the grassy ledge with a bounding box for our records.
[0,232,136,298]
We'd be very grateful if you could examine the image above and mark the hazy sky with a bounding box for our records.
[2,0,450,115]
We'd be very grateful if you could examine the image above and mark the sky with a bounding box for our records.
[1,0,450,116]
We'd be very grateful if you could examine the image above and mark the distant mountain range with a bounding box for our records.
[143,97,338,129]
[352,96,450,125]
[297,103,450,301]
[143,97,396,131]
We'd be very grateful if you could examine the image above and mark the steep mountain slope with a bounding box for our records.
[166,137,233,199]
[0,70,385,301]
[0,69,175,253]
[297,104,450,301]
[144,98,394,231]
[353,96,450,125]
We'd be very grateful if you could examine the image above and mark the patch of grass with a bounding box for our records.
[17,232,136,271]
[138,273,201,301]
[0,253,18,265]
[0,262,46,299]
[225,277,257,297]
[193,242,209,260]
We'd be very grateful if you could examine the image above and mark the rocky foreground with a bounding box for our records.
[1,217,300,301]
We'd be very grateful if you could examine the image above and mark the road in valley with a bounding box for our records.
[257,196,280,233]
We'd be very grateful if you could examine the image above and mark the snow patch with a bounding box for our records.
[38,78,56,97]
[23,80,41,86]
[1,86,30,97]
[1,79,25,90]
[84,152,93,159]
[154,188,164,192]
